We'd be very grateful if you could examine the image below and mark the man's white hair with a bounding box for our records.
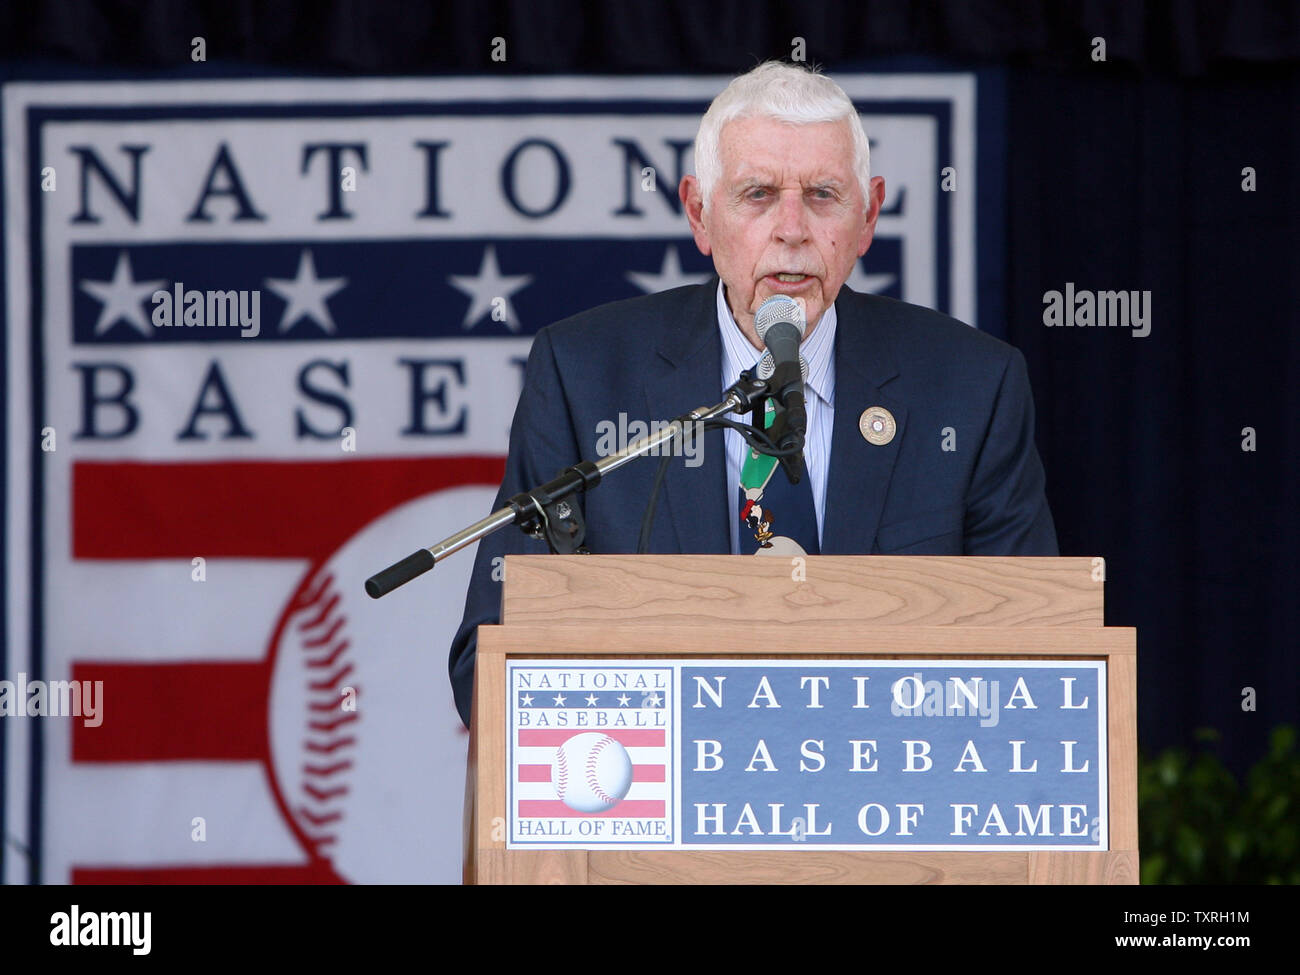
[693,61,871,211]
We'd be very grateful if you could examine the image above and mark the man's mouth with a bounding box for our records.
[764,272,817,292]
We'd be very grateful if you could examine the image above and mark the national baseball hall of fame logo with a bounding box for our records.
[2,75,976,883]
[509,665,674,845]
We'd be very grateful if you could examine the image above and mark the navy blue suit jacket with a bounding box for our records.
[448,279,1057,726]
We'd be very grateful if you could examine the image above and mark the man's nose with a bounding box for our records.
[772,190,810,244]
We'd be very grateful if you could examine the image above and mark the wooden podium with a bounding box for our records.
[465,555,1137,885]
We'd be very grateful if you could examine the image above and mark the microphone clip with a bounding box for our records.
[732,366,806,485]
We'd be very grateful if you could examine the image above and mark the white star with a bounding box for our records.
[585,694,599,707]
[264,249,347,334]
[617,694,631,707]
[448,246,532,331]
[625,245,711,295]
[519,693,534,706]
[80,251,166,337]
[846,260,896,296]
[646,692,662,708]
[552,694,566,707]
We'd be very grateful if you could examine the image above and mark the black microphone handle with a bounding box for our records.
[783,386,808,439]
[768,357,807,445]
[762,321,802,365]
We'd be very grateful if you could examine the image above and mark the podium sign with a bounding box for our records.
[506,659,1106,851]
[467,555,1137,884]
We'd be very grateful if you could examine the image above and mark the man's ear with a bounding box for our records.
[680,175,712,256]
[857,176,887,256]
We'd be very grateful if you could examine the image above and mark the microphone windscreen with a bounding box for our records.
[754,295,807,342]
[756,351,809,382]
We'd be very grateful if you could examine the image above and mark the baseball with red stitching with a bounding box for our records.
[552,732,633,813]
[267,486,495,882]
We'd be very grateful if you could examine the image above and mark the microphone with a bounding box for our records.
[754,295,808,448]
[756,350,809,384]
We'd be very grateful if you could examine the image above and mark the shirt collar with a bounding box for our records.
[715,280,835,405]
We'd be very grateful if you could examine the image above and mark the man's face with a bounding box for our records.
[680,115,886,348]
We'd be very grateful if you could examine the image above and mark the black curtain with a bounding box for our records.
[1006,66,1300,774]
[3,0,1297,774]
[5,1,1299,76]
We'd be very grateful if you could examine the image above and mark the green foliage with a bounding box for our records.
[1139,725,1300,884]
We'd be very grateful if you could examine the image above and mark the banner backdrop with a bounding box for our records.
[2,74,977,883]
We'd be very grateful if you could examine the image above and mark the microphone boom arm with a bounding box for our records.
[364,374,771,599]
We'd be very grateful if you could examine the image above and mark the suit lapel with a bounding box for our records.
[643,279,730,553]
[822,292,907,554]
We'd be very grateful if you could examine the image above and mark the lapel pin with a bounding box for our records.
[859,406,896,446]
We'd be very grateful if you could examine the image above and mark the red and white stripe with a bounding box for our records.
[514,728,668,818]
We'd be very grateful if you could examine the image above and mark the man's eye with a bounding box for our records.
[810,188,834,200]
[747,188,769,201]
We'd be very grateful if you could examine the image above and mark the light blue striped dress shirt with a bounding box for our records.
[716,281,837,554]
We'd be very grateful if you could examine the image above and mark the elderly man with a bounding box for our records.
[448,61,1056,726]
